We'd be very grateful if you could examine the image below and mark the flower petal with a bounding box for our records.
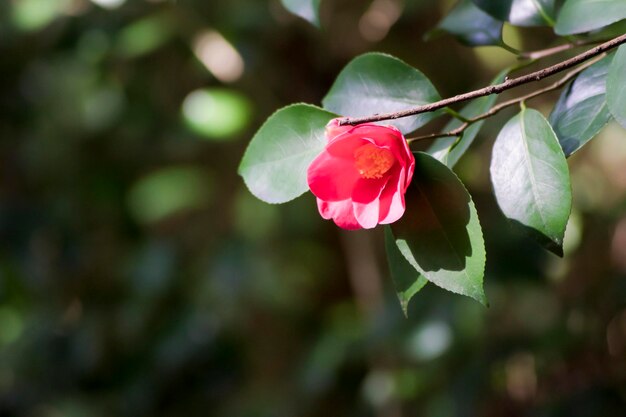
[351,123,410,163]
[351,173,392,204]
[353,186,388,228]
[317,198,361,230]
[326,134,369,159]
[403,156,415,192]
[325,119,353,142]
[352,200,380,229]
[308,152,360,201]
[379,191,406,225]
[378,168,407,224]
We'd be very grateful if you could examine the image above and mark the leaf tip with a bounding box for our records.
[400,301,409,318]
[476,291,489,307]
[546,241,564,258]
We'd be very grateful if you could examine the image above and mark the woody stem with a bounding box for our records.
[338,33,626,127]
[405,54,605,143]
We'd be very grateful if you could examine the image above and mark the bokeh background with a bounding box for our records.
[1,0,626,416]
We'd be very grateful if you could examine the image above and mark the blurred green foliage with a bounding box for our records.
[1,0,626,416]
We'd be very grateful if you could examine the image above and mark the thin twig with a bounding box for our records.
[406,54,604,143]
[518,39,605,60]
[339,33,626,127]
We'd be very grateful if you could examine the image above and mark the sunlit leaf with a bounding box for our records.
[182,88,252,141]
[91,0,125,9]
[116,14,173,58]
[428,70,508,167]
[385,226,427,316]
[11,0,67,31]
[322,53,441,135]
[555,0,626,35]
[238,104,336,204]
[390,153,487,305]
[472,0,557,26]
[549,55,614,156]
[490,108,571,255]
[281,0,321,27]
[607,45,626,129]
[430,0,503,47]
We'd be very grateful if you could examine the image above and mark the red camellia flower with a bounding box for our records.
[307,119,415,230]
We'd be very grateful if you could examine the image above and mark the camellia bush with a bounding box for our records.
[239,0,626,314]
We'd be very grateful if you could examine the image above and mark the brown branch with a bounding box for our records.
[406,55,604,143]
[339,33,626,127]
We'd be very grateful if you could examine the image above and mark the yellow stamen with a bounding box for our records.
[354,143,395,179]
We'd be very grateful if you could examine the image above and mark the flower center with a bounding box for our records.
[354,143,395,179]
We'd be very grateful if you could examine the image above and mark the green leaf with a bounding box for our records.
[390,153,487,305]
[555,0,626,35]
[322,53,441,135]
[428,70,508,167]
[584,19,626,41]
[281,0,321,27]
[549,55,614,157]
[607,45,626,129]
[490,108,572,255]
[472,0,557,26]
[431,0,503,47]
[238,104,336,204]
[385,226,428,316]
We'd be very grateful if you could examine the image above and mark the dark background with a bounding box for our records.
[1,0,626,416]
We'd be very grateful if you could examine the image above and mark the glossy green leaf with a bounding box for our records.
[584,19,626,41]
[322,53,441,135]
[555,0,626,35]
[490,108,572,255]
[472,0,556,26]
[281,0,321,27]
[385,226,428,316]
[390,153,487,305]
[607,45,626,129]
[549,55,613,157]
[432,0,503,47]
[238,104,336,204]
[428,70,508,167]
